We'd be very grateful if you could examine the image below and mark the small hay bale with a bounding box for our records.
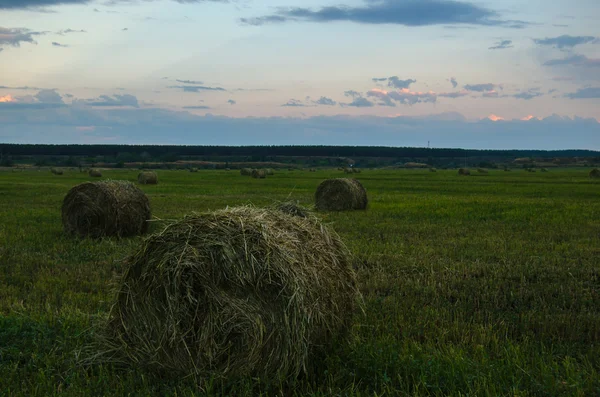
[225,168,231,171]
[51,167,64,175]
[62,180,151,238]
[240,168,252,176]
[137,171,158,185]
[265,168,274,175]
[541,168,549,172]
[103,206,359,380]
[477,168,488,174]
[458,168,470,176]
[309,168,316,172]
[343,167,353,174]
[590,168,600,178]
[429,168,437,172]
[189,168,199,173]
[252,169,266,179]
[89,169,102,177]
[315,178,368,211]
[352,168,361,174]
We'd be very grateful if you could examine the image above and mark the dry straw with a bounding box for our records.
[101,205,360,380]
[189,168,199,173]
[315,178,368,211]
[51,168,63,175]
[252,169,266,179]
[240,168,253,176]
[62,180,151,238]
[265,169,274,175]
[590,168,600,178]
[137,171,158,185]
[89,169,102,177]
[458,168,470,176]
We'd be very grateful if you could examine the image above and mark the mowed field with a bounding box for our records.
[0,168,599,396]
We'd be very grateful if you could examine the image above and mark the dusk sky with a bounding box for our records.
[1,0,599,149]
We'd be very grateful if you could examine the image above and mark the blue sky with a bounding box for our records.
[1,0,599,149]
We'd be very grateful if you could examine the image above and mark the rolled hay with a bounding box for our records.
[137,171,158,185]
[189,168,199,173]
[50,167,64,175]
[252,169,266,179]
[343,167,353,174]
[103,206,360,380]
[89,169,102,177]
[477,168,488,174]
[315,178,368,211]
[352,168,361,174]
[541,168,549,172]
[240,168,253,176]
[265,168,274,176]
[590,168,600,178]
[309,168,316,172]
[62,180,151,238]
[429,168,437,172]
[458,168,471,176]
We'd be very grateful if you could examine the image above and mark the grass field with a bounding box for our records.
[1,168,599,396]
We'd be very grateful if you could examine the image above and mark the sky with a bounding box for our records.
[0,0,599,149]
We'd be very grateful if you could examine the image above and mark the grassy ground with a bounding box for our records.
[0,168,599,396]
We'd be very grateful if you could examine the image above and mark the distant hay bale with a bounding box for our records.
[50,168,64,175]
[458,168,470,176]
[344,167,353,174]
[189,168,199,173]
[541,168,549,172]
[352,168,361,173]
[137,171,158,185]
[590,168,600,178]
[477,168,488,174]
[265,168,274,175]
[225,168,231,171]
[62,180,151,238]
[240,168,252,176]
[251,169,266,179]
[315,178,368,211]
[89,169,102,177]
[309,168,316,172]
[102,206,359,380]
[429,168,437,172]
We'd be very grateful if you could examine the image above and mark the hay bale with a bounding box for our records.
[50,168,64,175]
[429,168,437,172]
[315,178,368,211]
[240,168,252,176]
[103,206,359,380]
[189,168,199,173]
[541,168,549,172]
[477,168,488,174]
[309,168,316,172]
[252,169,266,179]
[352,168,361,174]
[590,168,600,178]
[265,168,274,175]
[62,180,151,238]
[137,171,158,185]
[89,169,102,178]
[343,167,353,174]
[458,168,470,176]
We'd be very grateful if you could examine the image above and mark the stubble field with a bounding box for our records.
[0,168,599,396]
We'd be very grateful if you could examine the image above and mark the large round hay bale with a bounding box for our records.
[62,180,151,238]
[50,167,63,175]
[137,171,158,185]
[352,168,361,174]
[89,169,102,177]
[315,178,368,211]
[104,206,359,380]
[251,169,266,179]
[458,168,470,176]
[240,168,252,176]
[189,168,199,173]
[343,167,353,174]
[265,168,274,175]
[590,168,600,178]
[429,168,437,172]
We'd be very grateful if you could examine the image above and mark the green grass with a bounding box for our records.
[1,168,599,396]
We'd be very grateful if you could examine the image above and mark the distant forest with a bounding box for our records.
[1,144,598,168]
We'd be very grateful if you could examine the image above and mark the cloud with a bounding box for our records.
[489,39,513,50]
[1,107,598,150]
[513,90,543,100]
[0,0,230,10]
[482,90,499,98]
[438,90,469,98]
[35,89,64,103]
[552,76,574,81]
[343,97,375,107]
[367,88,438,106]
[313,96,337,106]
[534,35,599,49]
[281,99,306,107]
[543,54,600,68]
[240,0,529,28]
[0,48,3,53]
[168,85,226,92]
[344,90,362,98]
[565,87,600,99]
[0,27,46,47]
[372,77,388,82]
[227,99,236,105]
[183,105,211,109]
[464,83,497,92]
[176,79,203,84]
[82,94,139,107]
[0,89,66,109]
[450,77,458,88]
[52,41,69,47]
[55,28,86,35]
[387,77,416,89]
